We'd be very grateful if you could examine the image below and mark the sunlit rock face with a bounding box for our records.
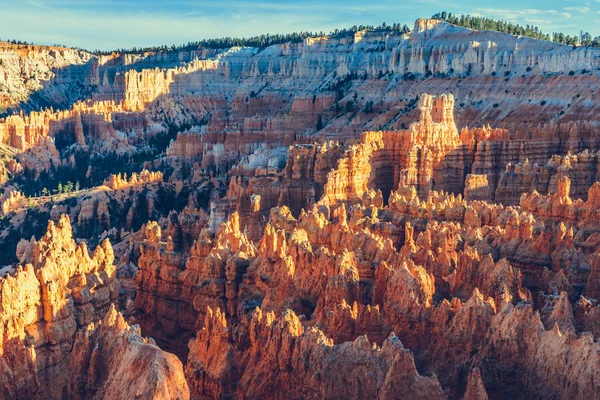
[1,17,600,400]
[2,17,599,155]
[0,216,120,398]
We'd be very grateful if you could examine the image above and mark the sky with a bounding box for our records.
[0,0,598,51]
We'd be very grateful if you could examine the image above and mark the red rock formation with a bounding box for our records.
[184,307,235,398]
[520,177,600,228]
[463,368,488,400]
[135,213,256,355]
[464,174,491,202]
[2,17,600,400]
[322,131,384,203]
[320,94,465,203]
[0,189,26,215]
[103,169,163,190]
[186,306,446,399]
[71,305,189,400]
[586,253,600,301]
[0,100,136,151]
[0,215,119,398]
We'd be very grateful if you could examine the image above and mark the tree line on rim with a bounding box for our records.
[433,11,600,48]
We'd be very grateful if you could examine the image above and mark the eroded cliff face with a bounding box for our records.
[0,42,93,113]
[186,307,445,400]
[71,304,189,400]
[0,215,119,398]
[0,215,189,400]
[1,17,600,400]
[2,18,599,181]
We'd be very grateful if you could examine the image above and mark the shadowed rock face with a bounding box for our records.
[71,304,189,400]
[1,17,600,400]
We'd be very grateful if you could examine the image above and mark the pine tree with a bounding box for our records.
[432,11,598,48]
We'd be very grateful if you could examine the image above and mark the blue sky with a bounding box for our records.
[0,0,598,50]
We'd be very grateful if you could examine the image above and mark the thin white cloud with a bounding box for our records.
[474,7,575,24]
[471,7,589,33]
[27,1,54,10]
[475,8,560,19]
[524,19,552,24]
[564,6,590,14]
[0,5,363,50]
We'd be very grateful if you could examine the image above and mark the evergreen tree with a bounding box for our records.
[316,115,324,131]
[432,11,598,48]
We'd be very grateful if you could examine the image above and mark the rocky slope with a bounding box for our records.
[0,42,92,113]
[0,17,599,400]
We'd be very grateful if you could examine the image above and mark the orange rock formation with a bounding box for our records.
[103,169,163,190]
[1,17,600,400]
[0,215,119,398]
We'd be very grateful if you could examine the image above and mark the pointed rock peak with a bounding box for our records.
[338,250,359,281]
[464,367,489,400]
[557,175,572,202]
[381,332,405,353]
[145,221,162,243]
[280,309,303,337]
[548,291,575,332]
[205,306,228,335]
[352,334,372,350]
[587,182,600,206]
[552,322,563,337]
[41,214,73,244]
[102,304,126,331]
[290,228,311,250]
[466,288,496,312]
[229,211,241,233]
[252,306,276,328]
[258,223,286,258]
[57,214,72,231]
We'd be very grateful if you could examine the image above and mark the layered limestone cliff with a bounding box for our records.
[0,42,93,113]
[2,17,599,180]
